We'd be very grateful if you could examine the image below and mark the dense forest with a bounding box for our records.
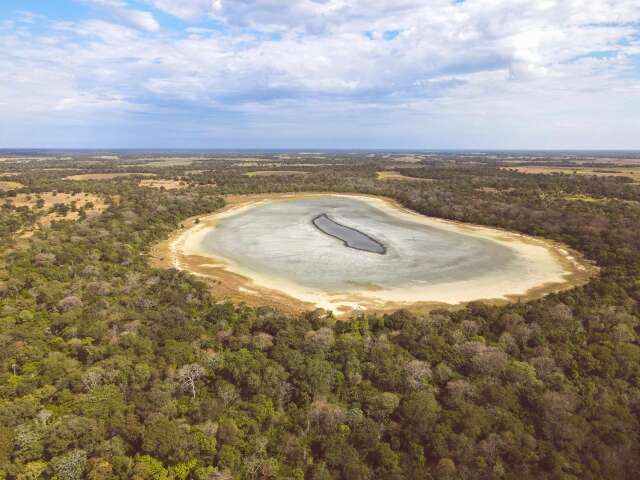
[1,154,639,479]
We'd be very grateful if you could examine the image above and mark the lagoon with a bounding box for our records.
[169,194,590,314]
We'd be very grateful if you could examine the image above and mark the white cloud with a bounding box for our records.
[83,0,160,32]
[145,0,214,22]
[1,1,639,147]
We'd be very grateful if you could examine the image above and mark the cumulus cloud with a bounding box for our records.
[1,0,639,147]
[144,0,214,22]
[83,0,160,32]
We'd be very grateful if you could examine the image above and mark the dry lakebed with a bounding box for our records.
[152,193,595,315]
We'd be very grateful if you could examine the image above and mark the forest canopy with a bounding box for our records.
[0,152,639,479]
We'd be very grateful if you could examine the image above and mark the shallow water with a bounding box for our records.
[312,214,386,254]
[196,196,524,292]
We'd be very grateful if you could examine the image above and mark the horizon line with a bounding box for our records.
[1,148,640,153]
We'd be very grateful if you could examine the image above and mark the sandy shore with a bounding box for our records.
[151,193,597,316]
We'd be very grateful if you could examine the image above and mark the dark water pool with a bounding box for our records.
[312,213,386,254]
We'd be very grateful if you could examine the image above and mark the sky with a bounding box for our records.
[0,0,639,149]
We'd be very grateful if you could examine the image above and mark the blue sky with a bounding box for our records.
[1,0,639,149]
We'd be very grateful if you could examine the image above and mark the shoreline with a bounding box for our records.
[150,192,598,316]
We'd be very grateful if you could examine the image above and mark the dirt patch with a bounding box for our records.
[65,173,156,181]
[7,192,108,238]
[139,179,187,190]
[152,192,597,317]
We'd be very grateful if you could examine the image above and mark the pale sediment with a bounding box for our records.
[151,193,597,316]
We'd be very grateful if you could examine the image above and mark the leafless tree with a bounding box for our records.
[81,368,103,392]
[177,363,205,398]
[404,359,432,390]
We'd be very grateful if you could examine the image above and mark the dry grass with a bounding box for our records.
[561,194,639,205]
[139,179,187,189]
[562,194,604,203]
[377,171,432,182]
[65,173,156,181]
[243,170,309,177]
[7,192,108,237]
[509,166,640,182]
[477,187,516,194]
[0,181,24,191]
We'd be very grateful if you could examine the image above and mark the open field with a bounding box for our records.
[509,166,640,182]
[243,170,309,177]
[0,181,24,191]
[65,172,156,180]
[139,179,187,189]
